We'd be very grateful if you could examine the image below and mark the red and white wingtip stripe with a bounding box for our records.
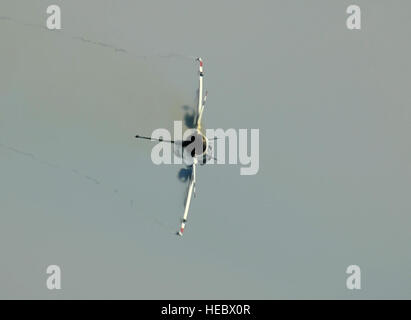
[177,221,186,236]
[197,57,203,71]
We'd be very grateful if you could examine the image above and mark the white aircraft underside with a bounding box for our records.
[135,57,209,237]
[178,57,209,236]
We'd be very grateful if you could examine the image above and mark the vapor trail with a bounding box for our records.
[0,15,195,62]
[0,142,174,233]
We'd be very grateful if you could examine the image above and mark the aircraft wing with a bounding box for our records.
[195,58,207,130]
[177,160,197,236]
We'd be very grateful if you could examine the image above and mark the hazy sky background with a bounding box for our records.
[1,0,410,299]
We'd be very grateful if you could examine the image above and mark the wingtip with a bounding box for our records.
[177,226,185,237]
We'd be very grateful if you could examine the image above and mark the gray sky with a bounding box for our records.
[0,0,410,299]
